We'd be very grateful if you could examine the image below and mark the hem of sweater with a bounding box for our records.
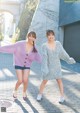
[42,75,63,80]
[13,64,31,68]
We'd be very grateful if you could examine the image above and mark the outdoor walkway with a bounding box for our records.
[0,53,80,113]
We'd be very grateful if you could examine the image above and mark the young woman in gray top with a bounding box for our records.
[37,30,76,103]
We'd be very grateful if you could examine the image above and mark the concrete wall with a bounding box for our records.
[59,0,80,45]
[59,0,80,26]
[29,0,60,48]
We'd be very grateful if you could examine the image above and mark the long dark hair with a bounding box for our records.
[27,31,37,53]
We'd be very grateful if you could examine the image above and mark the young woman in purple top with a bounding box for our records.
[0,31,41,100]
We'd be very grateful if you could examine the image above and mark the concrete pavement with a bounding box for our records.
[0,53,80,113]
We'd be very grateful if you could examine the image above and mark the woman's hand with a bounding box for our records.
[69,58,76,64]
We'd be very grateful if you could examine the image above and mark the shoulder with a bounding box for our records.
[56,40,62,47]
[17,40,26,43]
[15,40,26,45]
[56,40,61,44]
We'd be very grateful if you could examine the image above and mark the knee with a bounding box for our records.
[18,80,23,84]
[42,80,48,85]
[23,79,28,84]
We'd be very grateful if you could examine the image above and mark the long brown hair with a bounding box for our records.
[46,30,55,36]
[27,31,37,52]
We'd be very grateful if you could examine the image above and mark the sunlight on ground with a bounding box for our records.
[64,75,80,83]
[62,68,71,73]
[0,69,36,79]
[0,69,14,79]
[0,70,5,78]
[3,68,14,77]
[30,70,37,75]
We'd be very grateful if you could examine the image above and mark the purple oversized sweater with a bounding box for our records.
[0,40,42,67]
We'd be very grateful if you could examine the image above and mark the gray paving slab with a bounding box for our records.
[0,53,80,113]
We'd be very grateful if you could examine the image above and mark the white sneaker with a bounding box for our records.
[59,97,65,103]
[37,94,42,101]
[13,91,17,98]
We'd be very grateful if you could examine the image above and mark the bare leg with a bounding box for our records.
[14,70,23,91]
[39,80,48,94]
[56,79,64,97]
[23,69,30,97]
[13,70,23,98]
[37,80,48,101]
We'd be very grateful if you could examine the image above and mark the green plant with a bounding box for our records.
[0,33,4,41]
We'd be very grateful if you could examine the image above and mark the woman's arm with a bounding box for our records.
[35,52,42,63]
[58,41,76,64]
[0,42,18,54]
[41,44,49,75]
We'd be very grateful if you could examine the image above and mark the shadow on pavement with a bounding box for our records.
[15,98,39,113]
[61,61,80,73]
[59,101,79,113]
[24,98,39,113]
[14,99,28,113]
[28,81,62,113]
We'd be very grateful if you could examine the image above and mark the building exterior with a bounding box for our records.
[59,0,80,61]
[29,0,80,61]
[0,0,25,37]
[0,0,80,61]
[29,0,60,49]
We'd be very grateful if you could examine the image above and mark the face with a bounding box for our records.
[47,34,55,42]
[28,35,36,43]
